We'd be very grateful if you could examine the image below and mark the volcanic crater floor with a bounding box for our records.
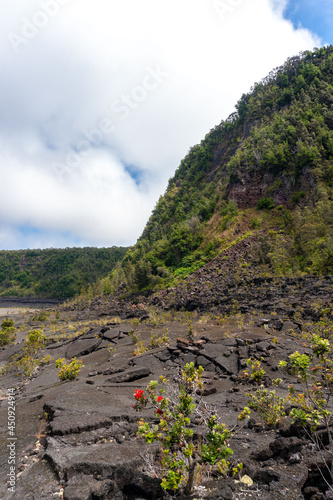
[0,304,333,499]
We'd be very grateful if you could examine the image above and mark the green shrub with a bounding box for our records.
[247,386,286,426]
[0,327,16,346]
[251,217,262,229]
[279,335,333,483]
[26,330,46,355]
[257,197,275,210]
[0,318,16,347]
[55,357,84,380]
[32,311,49,322]
[148,330,170,349]
[242,358,266,384]
[187,321,194,337]
[291,191,305,205]
[133,363,250,495]
[15,355,40,377]
[1,318,15,329]
[0,329,47,377]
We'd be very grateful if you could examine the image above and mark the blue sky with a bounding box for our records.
[0,0,327,250]
[283,0,333,44]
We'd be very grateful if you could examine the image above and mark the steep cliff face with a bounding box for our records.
[107,46,333,293]
[226,167,316,208]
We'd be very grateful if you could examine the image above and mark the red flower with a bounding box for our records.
[157,396,164,402]
[156,408,164,417]
[134,389,144,400]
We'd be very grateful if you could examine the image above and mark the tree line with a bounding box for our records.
[0,247,128,298]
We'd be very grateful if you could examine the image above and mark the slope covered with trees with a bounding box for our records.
[106,46,333,294]
[0,247,128,298]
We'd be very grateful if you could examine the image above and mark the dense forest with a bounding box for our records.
[0,247,128,298]
[102,46,333,295]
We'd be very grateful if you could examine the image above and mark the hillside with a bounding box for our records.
[104,46,333,296]
[0,247,128,298]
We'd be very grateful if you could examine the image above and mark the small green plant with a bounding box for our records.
[217,459,243,478]
[257,197,275,210]
[25,330,46,355]
[108,345,116,355]
[148,329,170,349]
[230,299,241,315]
[251,217,262,229]
[109,316,123,324]
[160,329,170,345]
[291,190,305,205]
[132,362,250,495]
[133,341,147,356]
[215,315,227,326]
[40,355,53,366]
[311,316,333,340]
[128,330,140,343]
[31,311,49,322]
[242,358,266,384]
[247,385,286,426]
[187,321,194,337]
[0,329,46,377]
[1,318,15,329]
[15,355,40,377]
[0,319,16,346]
[279,335,333,483]
[148,333,161,349]
[55,357,84,380]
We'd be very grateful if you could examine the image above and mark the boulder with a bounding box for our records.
[105,367,151,384]
[66,337,102,359]
[102,329,121,342]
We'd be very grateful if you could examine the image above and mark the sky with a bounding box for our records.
[0,0,330,250]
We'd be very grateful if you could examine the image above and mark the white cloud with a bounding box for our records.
[0,0,321,249]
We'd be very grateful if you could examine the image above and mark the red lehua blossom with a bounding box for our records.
[134,389,144,400]
[157,396,164,402]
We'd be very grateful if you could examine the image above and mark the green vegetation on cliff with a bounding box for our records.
[0,247,128,298]
[103,46,333,295]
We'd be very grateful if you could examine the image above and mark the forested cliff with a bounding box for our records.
[106,46,333,294]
